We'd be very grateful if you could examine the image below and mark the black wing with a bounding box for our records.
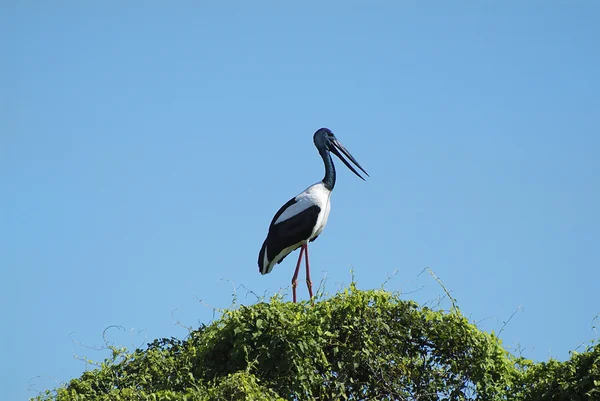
[258,198,321,274]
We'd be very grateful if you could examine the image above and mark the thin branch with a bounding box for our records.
[73,353,101,368]
[591,313,599,337]
[420,267,458,311]
[498,305,523,339]
[130,328,148,350]
[102,325,126,347]
[172,308,194,333]
[27,375,61,395]
[69,332,104,351]
[316,272,329,299]
[474,316,497,326]
[381,268,399,289]
[194,295,221,322]
[402,285,425,296]
[219,278,238,306]
[239,284,262,301]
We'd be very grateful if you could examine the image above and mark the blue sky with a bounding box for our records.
[2,2,599,399]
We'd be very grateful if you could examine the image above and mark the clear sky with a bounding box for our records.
[2,2,599,400]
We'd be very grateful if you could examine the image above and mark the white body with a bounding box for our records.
[274,182,332,238]
[261,182,332,273]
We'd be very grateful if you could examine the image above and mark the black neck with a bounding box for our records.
[321,149,336,190]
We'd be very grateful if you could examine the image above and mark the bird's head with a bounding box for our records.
[313,127,369,180]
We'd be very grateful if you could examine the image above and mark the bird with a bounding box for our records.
[258,127,369,303]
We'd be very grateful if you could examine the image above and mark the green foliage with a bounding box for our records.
[511,342,600,401]
[33,285,599,401]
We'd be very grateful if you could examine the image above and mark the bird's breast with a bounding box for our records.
[274,182,330,223]
[305,183,331,240]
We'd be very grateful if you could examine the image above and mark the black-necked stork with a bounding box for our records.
[258,128,368,302]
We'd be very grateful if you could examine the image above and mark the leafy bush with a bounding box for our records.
[33,285,599,400]
[511,342,600,401]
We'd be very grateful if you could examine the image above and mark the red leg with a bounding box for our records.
[304,244,313,299]
[291,246,305,303]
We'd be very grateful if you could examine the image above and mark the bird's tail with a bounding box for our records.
[258,240,269,275]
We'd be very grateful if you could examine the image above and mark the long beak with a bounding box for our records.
[330,139,369,180]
